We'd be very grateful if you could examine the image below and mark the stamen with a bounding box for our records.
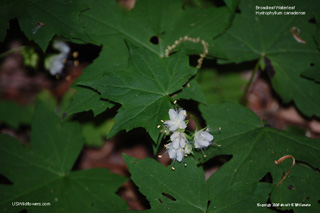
[171,166,175,171]
[274,155,295,186]
[213,142,221,147]
[73,51,79,58]
[211,127,222,132]
[74,60,79,66]
[201,149,207,158]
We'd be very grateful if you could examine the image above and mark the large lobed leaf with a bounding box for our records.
[66,0,233,139]
[80,47,197,141]
[66,35,129,117]
[198,103,320,211]
[80,0,232,57]
[0,0,92,50]
[214,0,320,117]
[124,154,271,212]
[0,100,34,128]
[0,102,127,212]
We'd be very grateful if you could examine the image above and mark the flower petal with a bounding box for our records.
[168,109,177,120]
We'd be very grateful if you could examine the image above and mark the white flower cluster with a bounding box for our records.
[45,41,70,75]
[162,108,217,163]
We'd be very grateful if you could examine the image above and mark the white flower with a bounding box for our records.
[47,54,65,75]
[184,143,192,154]
[53,41,70,55]
[166,143,185,162]
[164,109,187,132]
[45,41,70,75]
[166,143,176,159]
[194,130,213,149]
[165,134,190,162]
[176,148,184,162]
[170,131,187,149]
[166,143,184,162]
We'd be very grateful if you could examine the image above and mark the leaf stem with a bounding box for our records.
[240,60,260,105]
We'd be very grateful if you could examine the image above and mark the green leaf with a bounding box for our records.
[82,119,114,147]
[0,101,127,212]
[301,65,320,83]
[80,0,232,57]
[197,103,320,211]
[124,154,273,212]
[1,0,91,50]
[0,100,33,128]
[67,35,128,117]
[270,164,320,212]
[224,0,240,13]
[197,69,246,104]
[81,47,197,141]
[66,87,114,117]
[214,0,320,117]
[314,15,320,49]
[124,154,208,212]
[207,182,273,212]
[174,78,207,104]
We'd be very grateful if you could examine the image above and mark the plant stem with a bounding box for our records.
[0,46,25,58]
[153,132,164,156]
[240,60,260,105]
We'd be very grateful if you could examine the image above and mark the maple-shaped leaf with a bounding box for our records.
[0,0,92,50]
[270,164,320,212]
[0,100,33,129]
[213,0,320,117]
[66,87,114,117]
[80,47,197,141]
[124,154,272,212]
[80,0,232,57]
[301,65,320,83]
[196,103,320,211]
[66,35,129,117]
[0,102,127,212]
